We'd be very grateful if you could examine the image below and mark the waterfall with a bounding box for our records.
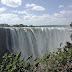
[0,27,71,61]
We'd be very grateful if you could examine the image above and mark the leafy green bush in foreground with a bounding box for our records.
[0,41,72,72]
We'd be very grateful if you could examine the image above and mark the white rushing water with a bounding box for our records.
[0,27,71,60]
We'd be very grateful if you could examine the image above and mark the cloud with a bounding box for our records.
[26,3,45,11]
[0,13,21,24]
[13,10,27,14]
[0,7,6,12]
[26,3,35,8]
[23,10,72,25]
[54,13,63,17]
[59,5,64,8]
[0,10,72,25]
[32,6,45,11]
[1,0,21,7]
[68,5,72,8]
[60,10,72,15]
[23,14,50,25]
[23,14,50,21]
[50,10,72,24]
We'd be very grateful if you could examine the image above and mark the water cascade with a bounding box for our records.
[0,27,71,62]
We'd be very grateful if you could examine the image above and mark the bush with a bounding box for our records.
[0,41,72,72]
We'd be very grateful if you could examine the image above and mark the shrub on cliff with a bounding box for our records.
[0,41,72,72]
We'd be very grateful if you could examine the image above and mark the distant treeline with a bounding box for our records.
[0,24,33,27]
[0,23,71,27]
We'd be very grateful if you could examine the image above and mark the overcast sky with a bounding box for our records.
[0,0,72,25]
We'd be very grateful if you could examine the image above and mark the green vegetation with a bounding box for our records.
[0,24,10,27]
[0,42,72,72]
[12,24,28,27]
[32,28,36,31]
[70,22,72,27]
[0,24,33,27]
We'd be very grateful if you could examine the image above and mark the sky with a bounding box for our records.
[0,0,72,26]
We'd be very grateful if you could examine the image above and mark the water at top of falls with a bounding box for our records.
[1,26,71,30]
